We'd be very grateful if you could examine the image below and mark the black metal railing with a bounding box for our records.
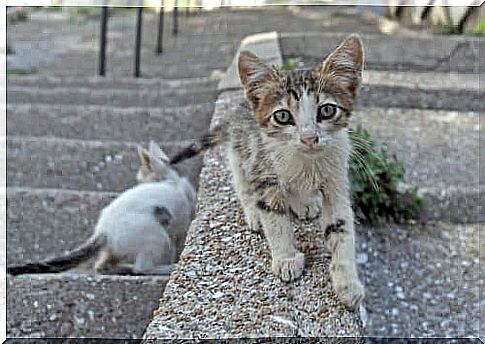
[97,1,192,78]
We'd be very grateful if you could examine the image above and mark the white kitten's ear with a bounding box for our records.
[318,34,364,97]
[149,140,169,162]
[138,146,153,170]
[238,51,281,105]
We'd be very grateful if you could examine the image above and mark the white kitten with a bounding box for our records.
[7,141,196,275]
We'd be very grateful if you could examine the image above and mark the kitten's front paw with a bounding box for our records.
[245,212,260,233]
[272,252,305,282]
[332,275,365,310]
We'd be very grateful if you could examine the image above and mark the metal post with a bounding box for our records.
[173,0,178,35]
[134,7,143,78]
[98,6,108,76]
[156,1,164,54]
[185,0,190,17]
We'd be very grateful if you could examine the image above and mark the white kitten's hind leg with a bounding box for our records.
[94,250,118,273]
[133,253,173,275]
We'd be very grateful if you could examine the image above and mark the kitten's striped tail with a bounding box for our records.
[170,123,228,165]
[7,234,106,275]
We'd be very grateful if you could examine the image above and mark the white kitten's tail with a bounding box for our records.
[7,234,106,276]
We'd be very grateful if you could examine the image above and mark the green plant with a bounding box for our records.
[8,10,29,24]
[7,68,38,75]
[282,58,298,71]
[44,6,63,12]
[438,23,461,35]
[472,18,485,35]
[349,125,423,225]
[75,7,92,16]
[6,41,14,55]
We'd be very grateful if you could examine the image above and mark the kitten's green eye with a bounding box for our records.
[317,104,338,122]
[272,110,295,125]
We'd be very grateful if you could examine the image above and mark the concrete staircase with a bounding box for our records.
[6,75,216,337]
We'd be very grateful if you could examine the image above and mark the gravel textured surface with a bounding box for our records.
[7,273,169,338]
[358,222,482,337]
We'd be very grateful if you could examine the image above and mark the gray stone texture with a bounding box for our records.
[6,138,203,192]
[7,274,168,338]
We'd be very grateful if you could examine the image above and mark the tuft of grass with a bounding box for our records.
[6,41,14,55]
[74,7,92,16]
[7,68,38,75]
[283,58,304,71]
[471,18,485,36]
[44,6,63,12]
[8,9,29,24]
[349,125,423,225]
[438,23,461,35]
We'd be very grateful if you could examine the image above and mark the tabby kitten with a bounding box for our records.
[171,34,365,310]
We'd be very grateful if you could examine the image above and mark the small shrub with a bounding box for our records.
[8,9,29,24]
[438,23,461,35]
[7,68,38,75]
[349,125,423,225]
[282,58,298,71]
[75,7,92,16]
[471,18,485,36]
[6,41,14,55]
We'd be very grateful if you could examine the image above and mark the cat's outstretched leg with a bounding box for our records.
[94,250,119,273]
[228,152,260,232]
[255,188,304,282]
[132,253,173,275]
[321,186,365,310]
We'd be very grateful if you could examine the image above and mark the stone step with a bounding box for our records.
[6,137,203,192]
[7,273,168,338]
[7,83,217,108]
[7,102,214,142]
[363,70,479,91]
[37,52,230,79]
[6,74,218,90]
[280,32,484,74]
[357,85,482,112]
[6,187,117,265]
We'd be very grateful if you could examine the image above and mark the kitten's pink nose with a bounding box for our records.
[300,135,318,148]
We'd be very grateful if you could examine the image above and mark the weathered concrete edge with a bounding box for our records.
[218,31,283,92]
[143,32,363,340]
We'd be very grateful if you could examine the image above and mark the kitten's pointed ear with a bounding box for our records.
[149,140,169,162]
[138,146,153,171]
[238,51,280,105]
[318,34,364,97]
